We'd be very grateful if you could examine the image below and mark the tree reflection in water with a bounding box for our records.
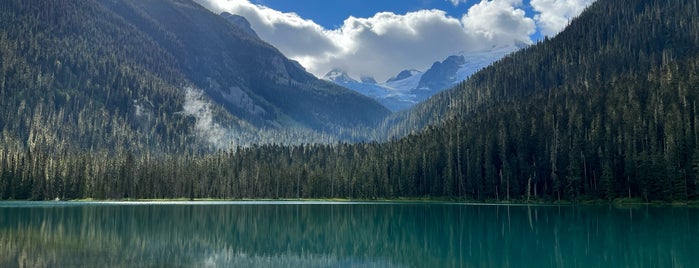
[0,202,697,267]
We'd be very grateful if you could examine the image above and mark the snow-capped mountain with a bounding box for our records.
[326,45,522,111]
[325,69,419,111]
[360,76,377,84]
[421,45,523,91]
[416,55,467,93]
[324,68,358,83]
[386,69,422,83]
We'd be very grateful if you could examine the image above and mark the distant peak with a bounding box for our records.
[324,68,357,83]
[386,69,422,83]
[443,55,466,65]
[360,76,377,84]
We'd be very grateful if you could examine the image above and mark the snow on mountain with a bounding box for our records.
[386,69,422,83]
[327,45,521,111]
[411,45,521,102]
[417,55,466,92]
[324,69,415,111]
[385,70,422,95]
[360,76,377,84]
[324,68,358,83]
[451,45,521,88]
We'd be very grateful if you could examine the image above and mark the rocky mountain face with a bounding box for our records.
[386,69,421,83]
[101,0,390,131]
[0,0,390,151]
[221,12,260,39]
[416,55,467,92]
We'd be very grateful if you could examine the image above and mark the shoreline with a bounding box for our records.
[1,197,698,207]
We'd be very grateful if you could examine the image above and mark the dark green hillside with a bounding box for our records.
[369,0,699,201]
[382,0,699,140]
[370,0,699,201]
[3,0,699,201]
[0,0,192,151]
[401,0,699,201]
[0,0,389,156]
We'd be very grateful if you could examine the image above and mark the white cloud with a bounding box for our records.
[530,0,596,37]
[195,0,536,82]
[462,0,535,45]
[195,0,339,64]
[448,0,469,7]
[322,10,492,81]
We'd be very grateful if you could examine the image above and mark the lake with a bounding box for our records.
[0,201,697,267]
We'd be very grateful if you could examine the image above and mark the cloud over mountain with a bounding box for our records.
[196,0,592,81]
[531,0,595,36]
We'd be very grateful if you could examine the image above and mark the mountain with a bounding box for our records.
[324,68,358,84]
[328,46,519,111]
[3,0,699,203]
[409,45,522,105]
[360,76,377,84]
[373,0,699,200]
[386,69,421,83]
[325,69,417,111]
[220,12,259,39]
[417,45,522,92]
[255,0,699,202]
[0,0,389,152]
[101,0,390,131]
[416,55,466,92]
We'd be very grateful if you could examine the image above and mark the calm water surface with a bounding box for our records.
[0,201,697,267]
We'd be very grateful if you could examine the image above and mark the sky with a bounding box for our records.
[195,0,595,82]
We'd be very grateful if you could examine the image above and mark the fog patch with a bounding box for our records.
[182,87,233,149]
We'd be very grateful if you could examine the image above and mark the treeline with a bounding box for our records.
[1,140,431,200]
[3,58,699,202]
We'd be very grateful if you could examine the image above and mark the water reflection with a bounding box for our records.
[0,202,697,267]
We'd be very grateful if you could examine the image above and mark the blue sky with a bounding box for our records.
[196,0,595,81]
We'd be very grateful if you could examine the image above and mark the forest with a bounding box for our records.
[1,0,699,202]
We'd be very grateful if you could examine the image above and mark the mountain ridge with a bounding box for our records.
[100,0,390,130]
[325,45,520,111]
[221,12,259,39]
[0,0,390,152]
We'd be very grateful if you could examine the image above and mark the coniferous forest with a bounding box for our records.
[2,0,699,202]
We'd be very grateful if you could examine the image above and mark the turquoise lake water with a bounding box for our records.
[1,201,697,267]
